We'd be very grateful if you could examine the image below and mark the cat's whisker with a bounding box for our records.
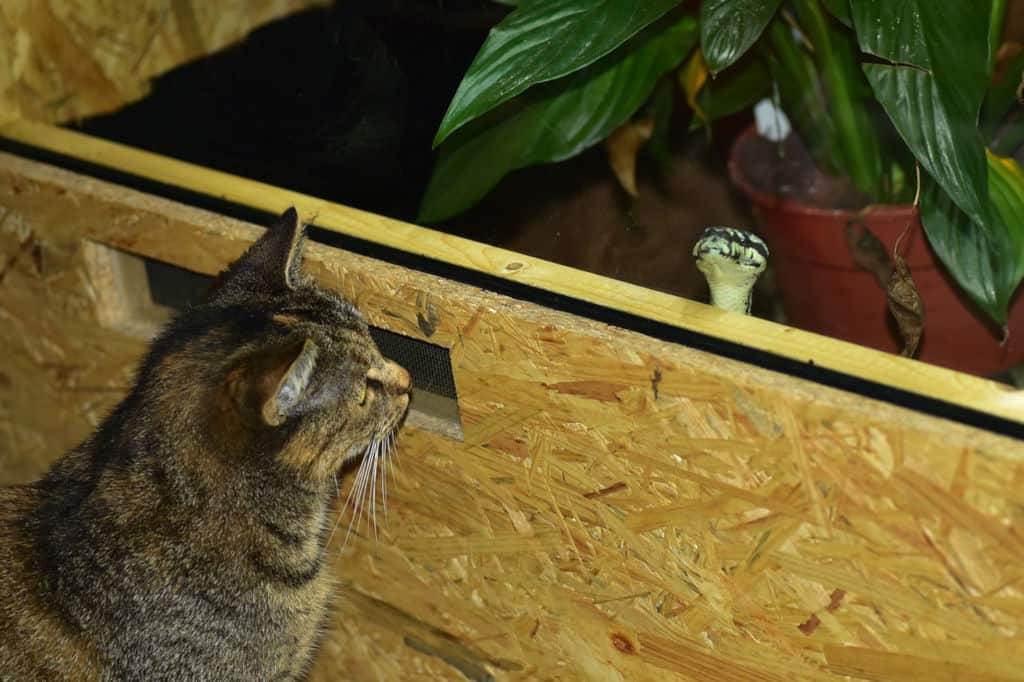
[328,450,366,547]
[357,443,379,522]
[325,475,346,548]
[381,441,389,524]
[355,449,375,524]
[387,431,399,470]
[329,452,365,549]
[340,445,375,549]
[374,439,384,529]
[383,432,398,516]
[369,441,380,541]
[331,429,400,551]
[387,433,398,481]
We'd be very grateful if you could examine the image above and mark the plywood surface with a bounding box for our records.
[0,0,322,125]
[3,119,1022,426]
[1,152,1023,681]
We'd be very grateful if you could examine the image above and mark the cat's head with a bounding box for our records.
[153,208,411,484]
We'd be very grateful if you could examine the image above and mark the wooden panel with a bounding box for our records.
[1,152,1023,681]
[3,119,1022,426]
[0,1,323,125]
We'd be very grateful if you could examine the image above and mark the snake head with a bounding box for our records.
[693,227,769,273]
[692,227,769,314]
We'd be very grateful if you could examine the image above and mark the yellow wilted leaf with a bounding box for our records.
[605,118,654,197]
[679,48,709,124]
[986,149,1024,236]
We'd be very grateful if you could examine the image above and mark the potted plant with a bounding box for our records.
[420,0,1024,376]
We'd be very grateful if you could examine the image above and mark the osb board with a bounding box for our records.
[0,152,1023,682]
[0,0,323,125]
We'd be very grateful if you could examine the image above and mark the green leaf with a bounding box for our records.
[852,0,991,227]
[433,0,679,147]
[921,151,1024,325]
[699,0,783,74]
[765,19,833,164]
[688,59,769,130]
[990,0,1009,72]
[820,0,852,27]
[420,15,698,223]
[793,0,883,198]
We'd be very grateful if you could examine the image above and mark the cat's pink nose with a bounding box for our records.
[367,360,411,394]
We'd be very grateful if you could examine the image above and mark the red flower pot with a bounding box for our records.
[729,129,1024,376]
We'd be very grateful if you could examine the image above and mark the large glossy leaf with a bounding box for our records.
[820,0,852,27]
[420,15,698,223]
[433,0,679,147]
[699,0,783,74]
[921,151,1024,326]
[852,1,991,227]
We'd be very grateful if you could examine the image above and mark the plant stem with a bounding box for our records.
[795,0,883,199]
[990,0,1009,73]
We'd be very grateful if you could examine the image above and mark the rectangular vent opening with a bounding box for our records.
[85,243,462,439]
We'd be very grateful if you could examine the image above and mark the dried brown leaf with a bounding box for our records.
[886,230,925,358]
[605,118,654,198]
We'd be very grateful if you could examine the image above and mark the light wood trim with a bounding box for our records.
[3,118,1022,424]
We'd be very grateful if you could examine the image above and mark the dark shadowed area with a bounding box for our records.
[72,0,763,310]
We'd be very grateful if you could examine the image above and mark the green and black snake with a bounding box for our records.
[692,227,769,315]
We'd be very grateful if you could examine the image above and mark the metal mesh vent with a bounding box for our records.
[368,327,457,399]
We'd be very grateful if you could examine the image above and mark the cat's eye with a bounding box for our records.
[359,378,383,406]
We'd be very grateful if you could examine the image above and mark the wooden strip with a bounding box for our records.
[824,644,1024,682]
[639,633,788,682]
[2,119,1022,425]
[395,530,563,558]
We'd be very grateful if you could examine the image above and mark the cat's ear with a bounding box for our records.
[228,338,319,427]
[208,207,306,300]
[261,338,319,426]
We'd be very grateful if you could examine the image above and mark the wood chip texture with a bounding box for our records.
[0,0,322,125]
[1,152,1023,681]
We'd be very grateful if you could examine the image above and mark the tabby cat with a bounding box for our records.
[0,208,411,680]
